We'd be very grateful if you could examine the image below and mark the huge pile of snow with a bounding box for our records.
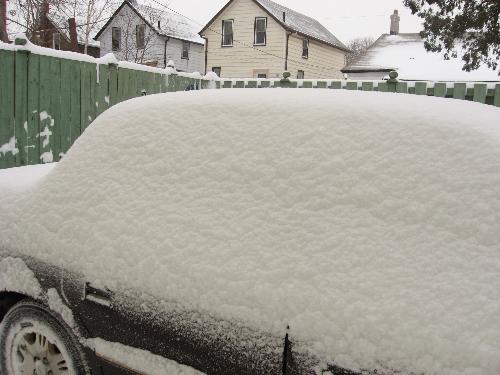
[1,90,499,375]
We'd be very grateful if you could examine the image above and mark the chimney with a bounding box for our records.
[282,11,286,23]
[0,0,8,42]
[68,18,79,52]
[390,9,400,35]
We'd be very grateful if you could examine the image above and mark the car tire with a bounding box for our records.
[0,300,89,375]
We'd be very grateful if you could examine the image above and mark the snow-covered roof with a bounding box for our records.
[254,0,347,51]
[343,33,500,81]
[2,90,500,375]
[134,3,204,45]
[94,1,204,45]
[199,0,347,51]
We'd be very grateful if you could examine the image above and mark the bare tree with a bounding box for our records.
[58,0,120,54]
[7,0,66,36]
[346,36,375,65]
[111,3,165,65]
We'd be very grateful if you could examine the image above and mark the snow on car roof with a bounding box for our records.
[1,90,500,374]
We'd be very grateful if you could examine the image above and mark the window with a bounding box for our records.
[136,24,145,49]
[112,27,121,51]
[302,38,309,59]
[212,67,221,77]
[254,17,267,45]
[297,70,304,79]
[52,33,61,50]
[257,73,267,78]
[182,41,190,59]
[222,20,233,46]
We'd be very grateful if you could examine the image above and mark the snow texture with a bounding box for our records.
[0,257,42,298]
[0,164,56,191]
[86,338,205,375]
[345,33,500,81]
[1,90,500,375]
[47,288,76,330]
[0,137,19,156]
[255,0,347,50]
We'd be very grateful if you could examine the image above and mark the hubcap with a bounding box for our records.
[13,332,69,375]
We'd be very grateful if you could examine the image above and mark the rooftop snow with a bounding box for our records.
[1,90,500,374]
[134,3,204,45]
[255,0,347,50]
[46,9,101,47]
[344,33,500,81]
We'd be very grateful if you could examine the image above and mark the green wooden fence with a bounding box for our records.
[0,42,205,170]
[1,42,499,170]
[217,72,500,107]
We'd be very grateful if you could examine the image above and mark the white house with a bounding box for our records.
[342,11,500,82]
[94,0,205,73]
[199,0,349,79]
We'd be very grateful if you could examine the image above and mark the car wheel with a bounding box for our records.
[0,300,88,375]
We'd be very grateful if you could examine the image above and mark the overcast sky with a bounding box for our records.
[167,0,423,43]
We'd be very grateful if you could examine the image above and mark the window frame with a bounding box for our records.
[181,41,190,60]
[302,38,309,59]
[221,19,234,47]
[136,24,146,49]
[212,67,222,77]
[52,33,61,50]
[297,70,305,79]
[254,17,267,46]
[112,27,121,51]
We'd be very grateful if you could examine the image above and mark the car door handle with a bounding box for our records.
[84,282,113,307]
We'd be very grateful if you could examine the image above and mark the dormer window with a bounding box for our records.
[254,17,267,45]
[222,20,233,46]
[302,38,309,59]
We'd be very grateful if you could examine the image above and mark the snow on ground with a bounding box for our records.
[1,90,500,375]
[86,338,205,375]
[0,164,56,191]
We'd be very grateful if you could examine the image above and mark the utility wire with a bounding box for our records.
[148,0,351,75]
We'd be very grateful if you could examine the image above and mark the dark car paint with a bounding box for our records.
[1,253,358,375]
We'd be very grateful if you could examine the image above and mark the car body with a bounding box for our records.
[1,89,499,375]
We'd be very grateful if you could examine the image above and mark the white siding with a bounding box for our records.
[203,0,287,78]
[97,4,204,72]
[201,0,347,79]
[286,34,346,79]
[165,38,204,73]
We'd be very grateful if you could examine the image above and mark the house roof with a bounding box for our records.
[343,33,500,81]
[94,1,204,45]
[199,0,348,52]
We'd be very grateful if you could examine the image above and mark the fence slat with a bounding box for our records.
[434,83,447,97]
[50,57,62,162]
[0,50,15,169]
[361,82,373,91]
[396,82,408,93]
[15,50,29,167]
[70,60,81,145]
[329,81,341,89]
[494,84,500,107]
[346,82,358,90]
[27,53,40,165]
[473,84,487,103]
[60,59,72,156]
[414,82,427,95]
[378,82,389,92]
[452,83,466,99]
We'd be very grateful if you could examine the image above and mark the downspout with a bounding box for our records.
[283,12,289,72]
[202,36,208,75]
[163,37,169,68]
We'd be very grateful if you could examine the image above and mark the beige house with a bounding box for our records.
[199,0,349,79]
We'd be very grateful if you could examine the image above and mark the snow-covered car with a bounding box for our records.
[1,89,499,375]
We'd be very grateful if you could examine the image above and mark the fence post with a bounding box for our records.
[14,37,29,166]
[387,71,398,93]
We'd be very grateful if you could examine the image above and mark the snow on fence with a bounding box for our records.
[1,36,499,170]
[217,71,500,107]
[0,36,207,170]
